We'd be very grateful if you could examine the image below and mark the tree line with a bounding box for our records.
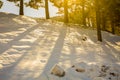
[0,0,120,41]
[1,0,49,19]
[50,0,120,41]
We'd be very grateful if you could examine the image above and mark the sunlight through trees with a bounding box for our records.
[1,0,120,40]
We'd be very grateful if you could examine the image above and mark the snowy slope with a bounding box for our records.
[0,12,120,80]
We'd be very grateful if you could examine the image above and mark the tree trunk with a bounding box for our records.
[95,0,102,42]
[64,0,68,23]
[19,0,24,15]
[101,12,106,31]
[87,17,91,27]
[45,0,50,19]
[0,1,3,8]
[82,0,86,26]
[111,19,115,34]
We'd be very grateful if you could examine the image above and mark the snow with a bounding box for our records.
[0,12,120,80]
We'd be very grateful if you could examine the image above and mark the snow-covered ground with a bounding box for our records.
[0,12,120,80]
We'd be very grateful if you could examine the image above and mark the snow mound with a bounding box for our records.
[0,12,37,25]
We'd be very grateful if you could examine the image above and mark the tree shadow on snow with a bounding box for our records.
[37,25,67,80]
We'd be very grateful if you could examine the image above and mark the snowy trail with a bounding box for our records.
[0,13,120,80]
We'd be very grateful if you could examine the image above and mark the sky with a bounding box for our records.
[0,0,59,18]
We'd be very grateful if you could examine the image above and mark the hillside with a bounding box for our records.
[0,12,120,80]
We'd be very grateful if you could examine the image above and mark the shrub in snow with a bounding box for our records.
[50,64,65,77]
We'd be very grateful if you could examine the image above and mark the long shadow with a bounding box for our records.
[0,25,25,33]
[37,26,67,79]
[103,41,120,61]
[101,31,120,61]
[102,31,120,45]
[0,51,28,80]
[68,44,77,64]
[0,24,39,54]
[0,37,44,80]
[102,42,119,63]
[0,23,47,80]
[0,23,42,80]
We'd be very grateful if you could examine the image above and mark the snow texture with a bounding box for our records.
[0,12,120,80]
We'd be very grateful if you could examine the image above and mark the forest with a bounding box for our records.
[0,0,120,80]
[0,0,120,41]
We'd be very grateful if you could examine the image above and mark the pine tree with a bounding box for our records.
[25,0,50,19]
[7,0,24,15]
[64,0,68,23]
[19,0,24,15]
[95,0,102,41]
[45,0,50,19]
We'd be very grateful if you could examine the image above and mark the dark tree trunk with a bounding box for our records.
[95,0,102,42]
[19,0,24,15]
[64,0,68,23]
[82,0,86,26]
[101,12,106,31]
[45,0,50,19]
[87,17,91,27]
[0,1,3,8]
[111,19,115,34]
[91,18,95,29]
